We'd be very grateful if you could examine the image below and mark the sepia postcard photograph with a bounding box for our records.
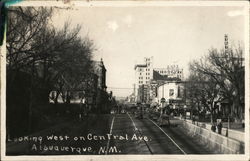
[1,1,249,161]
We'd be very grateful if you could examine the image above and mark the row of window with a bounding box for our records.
[139,76,151,80]
[138,68,151,72]
[158,70,182,74]
[140,86,182,97]
[139,72,151,75]
[139,81,149,84]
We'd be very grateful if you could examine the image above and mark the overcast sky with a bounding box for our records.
[52,5,246,97]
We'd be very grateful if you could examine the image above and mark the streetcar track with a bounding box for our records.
[139,118,180,153]
[105,116,115,155]
[31,114,186,155]
[127,113,153,154]
[127,112,186,155]
[147,118,187,154]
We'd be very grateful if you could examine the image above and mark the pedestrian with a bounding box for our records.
[211,122,216,132]
[217,121,222,134]
[192,115,195,124]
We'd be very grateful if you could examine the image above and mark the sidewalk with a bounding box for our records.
[174,116,245,143]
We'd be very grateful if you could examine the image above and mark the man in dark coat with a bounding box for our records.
[211,122,216,132]
[217,121,222,134]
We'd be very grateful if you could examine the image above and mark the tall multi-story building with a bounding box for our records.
[134,57,154,86]
[134,56,184,103]
[134,57,153,103]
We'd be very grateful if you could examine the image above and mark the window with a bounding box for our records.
[178,86,181,97]
[169,89,174,96]
[140,73,142,75]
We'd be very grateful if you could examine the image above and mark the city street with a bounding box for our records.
[6,112,213,155]
[5,4,246,159]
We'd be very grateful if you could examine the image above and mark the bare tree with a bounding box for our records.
[48,23,95,104]
[7,7,53,72]
[6,6,96,137]
[7,6,96,104]
[186,66,220,123]
[6,7,54,134]
[189,45,244,122]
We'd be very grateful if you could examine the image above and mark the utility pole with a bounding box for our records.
[225,34,230,133]
[162,82,165,108]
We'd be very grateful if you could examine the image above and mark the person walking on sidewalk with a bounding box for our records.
[192,115,196,124]
[211,122,216,132]
[217,121,222,134]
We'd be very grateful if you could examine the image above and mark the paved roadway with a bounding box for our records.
[6,113,213,155]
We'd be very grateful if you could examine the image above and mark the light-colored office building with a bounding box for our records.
[134,56,184,103]
[134,57,154,102]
